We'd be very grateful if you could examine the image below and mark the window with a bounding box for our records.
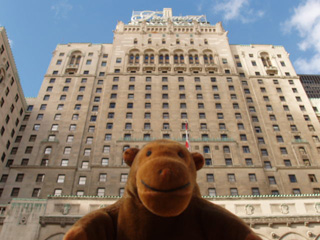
[61,159,69,166]
[280,147,288,155]
[205,158,212,166]
[199,113,205,119]
[217,113,224,119]
[69,124,76,131]
[308,174,317,182]
[289,174,297,182]
[25,146,33,154]
[230,188,238,196]
[40,159,48,166]
[99,173,107,182]
[268,176,276,185]
[273,125,280,131]
[237,123,244,130]
[103,145,110,153]
[249,174,257,182]
[32,188,41,198]
[252,188,260,195]
[206,188,216,197]
[57,174,65,183]
[245,158,253,166]
[40,104,47,110]
[219,123,226,130]
[261,149,269,157]
[105,134,112,141]
[79,86,85,92]
[242,146,250,153]
[240,134,247,141]
[283,159,292,166]
[181,112,188,119]
[54,189,62,196]
[228,174,236,182]
[144,123,151,130]
[206,174,214,182]
[293,189,301,195]
[225,158,233,166]
[0,174,8,183]
[214,94,220,100]
[121,174,128,182]
[11,188,20,197]
[79,176,86,185]
[179,94,185,99]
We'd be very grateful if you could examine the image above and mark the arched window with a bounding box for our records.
[180,55,184,63]
[144,54,149,64]
[135,54,139,63]
[159,55,164,64]
[165,54,169,64]
[223,146,230,153]
[150,54,154,64]
[174,55,179,64]
[129,54,134,64]
[69,51,82,66]
[204,55,208,64]
[260,52,272,67]
[195,55,199,64]
[209,55,214,64]
[189,55,194,64]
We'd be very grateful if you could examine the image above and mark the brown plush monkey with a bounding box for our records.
[64,140,261,240]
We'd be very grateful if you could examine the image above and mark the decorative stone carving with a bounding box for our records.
[280,204,289,214]
[315,202,320,213]
[61,204,71,215]
[245,204,255,215]
[99,204,107,209]
[19,215,28,225]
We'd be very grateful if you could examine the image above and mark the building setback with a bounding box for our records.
[0,9,319,240]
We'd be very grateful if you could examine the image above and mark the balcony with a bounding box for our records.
[158,63,171,71]
[265,66,278,75]
[204,63,218,72]
[173,63,186,71]
[127,63,140,71]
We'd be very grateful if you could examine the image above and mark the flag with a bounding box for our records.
[185,121,190,151]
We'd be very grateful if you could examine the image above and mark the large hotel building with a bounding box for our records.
[0,9,319,240]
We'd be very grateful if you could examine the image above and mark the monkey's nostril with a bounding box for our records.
[159,168,172,179]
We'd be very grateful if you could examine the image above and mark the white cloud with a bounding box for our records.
[283,0,320,73]
[213,0,264,23]
[8,39,13,47]
[51,0,73,19]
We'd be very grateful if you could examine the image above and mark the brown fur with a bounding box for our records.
[64,140,261,240]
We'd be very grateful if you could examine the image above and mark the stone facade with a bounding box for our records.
[0,8,320,239]
[0,196,319,239]
[0,27,27,198]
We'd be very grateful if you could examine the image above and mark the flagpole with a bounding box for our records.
[185,121,190,151]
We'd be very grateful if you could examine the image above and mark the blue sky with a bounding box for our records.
[1,0,320,97]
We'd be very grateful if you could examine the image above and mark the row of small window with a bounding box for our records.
[4,157,110,168]
[263,95,304,103]
[10,144,112,156]
[52,70,108,76]
[207,188,320,197]
[0,187,123,198]
[205,173,318,183]
[56,59,107,66]
[49,78,105,85]
[132,38,209,45]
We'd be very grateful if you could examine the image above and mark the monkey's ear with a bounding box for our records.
[191,152,204,171]
[123,148,140,167]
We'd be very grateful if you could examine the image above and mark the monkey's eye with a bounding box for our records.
[178,151,184,158]
[146,151,152,156]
